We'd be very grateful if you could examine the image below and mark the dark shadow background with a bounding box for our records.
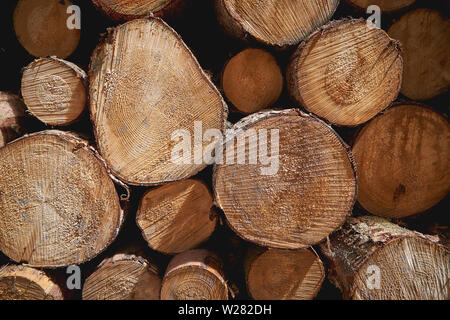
[0,0,448,300]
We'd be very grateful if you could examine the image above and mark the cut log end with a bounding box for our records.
[82,254,161,300]
[161,249,228,300]
[0,92,27,148]
[353,104,450,218]
[92,0,182,21]
[89,18,227,186]
[13,0,80,58]
[287,19,403,126]
[245,247,325,300]
[346,0,416,12]
[22,57,87,126]
[388,9,450,101]
[137,179,216,255]
[320,216,449,300]
[0,265,63,300]
[215,0,339,47]
[214,109,357,249]
[0,131,122,267]
[222,48,283,114]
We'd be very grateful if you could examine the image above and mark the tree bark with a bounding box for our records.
[82,253,161,300]
[214,109,357,249]
[0,130,125,267]
[89,18,228,186]
[245,246,325,300]
[0,92,27,148]
[214,0,340,47]
[0,265,63,300]
[13,0,80,58]
[352,104,450,218]
[388,9,450,100]
[320,215,449,300]
[21,57,87,126]
[161,249,229,300]
[287,19,403,126]
[136,179,217,255]
[221,48,283,114]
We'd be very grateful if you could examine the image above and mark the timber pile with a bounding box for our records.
[0,0,448,301]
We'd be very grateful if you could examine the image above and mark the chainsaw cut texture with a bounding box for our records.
[287,19,403,126]
[215,0,340,47]
[0,265,63,300]
[136,179,216,255]
[92,0,183,21]
[346,0,415,12]
[320,216,449,300]
[0,131,123,267]
[245,247,325,300]
[21,57,87,126]
[161,249,228,300]
[214,109,357,249]
[89,18,227,186]
[82,254,161,300]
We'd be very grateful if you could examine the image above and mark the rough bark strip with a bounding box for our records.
[320,215,449,300]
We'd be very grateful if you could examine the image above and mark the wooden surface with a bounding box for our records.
[353,104,450,218]
[287,19,403,126]
[214,109,357,249]
[13,0,80,58]
[245,247,325,300]
[22,57,87,126]
[137,179,216,254]
[89,18,228,186]
[222,48,283,114]
[215,0,340,47]
[320,215,449,300]
[0,265,63,300]
[388,9,450,100]
[82,253,161,300]
[161,249,228,300]
[0,131,123,267]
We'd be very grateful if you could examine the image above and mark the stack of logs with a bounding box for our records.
[0,0,448,300]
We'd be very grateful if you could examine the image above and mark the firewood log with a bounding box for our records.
[215,0,340,47]
[353,104,449,218]
[82,253,161,300]
[245,247,325,300]
[0,265,63,300]
[222,48,283,114]
[287,19,403,126]
[320,215,449,300]
[136,179,216,255]
[92,0,185,22]
[21,57,87,126]
[161,249,228,300]
[0,92,27,148]
[346,0,415,12]
[0,130,124,267]
[89,18,228,186]
[388,9,450,100]
[13,0,80,58]
[214,109,357,249]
